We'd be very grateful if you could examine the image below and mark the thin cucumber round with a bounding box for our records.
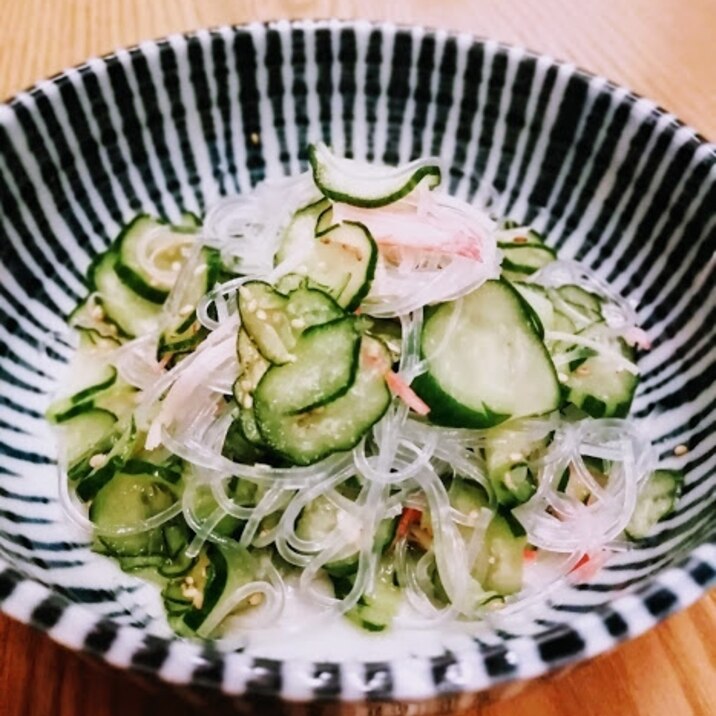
[500,244,556,275]
[413,280,561,428]
[308,142,441,208]
[92,251,164,337]
[626,470,683,540]
[254,317,360,416]
[561,323,638,418]
[255,336,391,466]
[116,215,200,304]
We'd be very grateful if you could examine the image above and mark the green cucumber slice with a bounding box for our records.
[512,284,555,332]
[561,323,638,418]
[496,227,546,246]
[626,470,683,540]
[68,295,123,341]
[92,251,164,337]
[308,142,441,208]
[90,473,178,557]
[342,559,401,632]
[275,198,330,265]
[413,280,561,428]
[238,281,295,364]
[500,244,556,275]
[448,477,490,514]
[283,218,377,312]
[556,285,603,325]
[115,213,202,303]
[485,427,547,507]
[473,511,527,595]
[46,365,118,423]
[58,409,118,468]
[75,419,137,501]
[183,544,260,637]
[254,317,360,415]
[255,336,392,466]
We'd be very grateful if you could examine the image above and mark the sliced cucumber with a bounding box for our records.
[46,365,118,423]
[238,407,266,448]
[238,281,295,364]
[91,251,164,337]
[183,543,260,637]
[473,511,527,595]
[159,246,220,355]
[496,227,546,246]
[58,408,118,469]
[343,559,401,632]
[221,416,267,465]
[75,419,137,501]
[68,295,123,341]
[90,473,179,556]
[485,427,547,508]
[512,284,555,333]
[275,198,330,265]
[286,219,377,311]
[296,495,338,542]
[448,477,490,514]
[556,285,603,325]
[500,244,556,275]
[308,142,441,208]
[255,336,391,466]
[561,323,638,418]
[285,285,344,329]
[324,518,396,578]
[116,216,185,303]
[626,470,683,540]
[413,280,561,428]
[254,317,360,415]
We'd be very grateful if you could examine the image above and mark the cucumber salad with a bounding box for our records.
[48,144,682,642]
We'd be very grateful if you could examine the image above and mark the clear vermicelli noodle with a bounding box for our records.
[47,143,681,640]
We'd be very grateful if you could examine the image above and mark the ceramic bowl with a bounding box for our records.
[0,18,714,709]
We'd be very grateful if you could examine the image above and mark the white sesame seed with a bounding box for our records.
[248,593,263,606]
[290,318,305,329]
[243,395,253,409]
[558,372,569,383]
[171,261,182,272]
[256,309,267,321]
[509,452,523,462]
[247,300,258,312]
[90,305,105,320]
[180,246,192,258]
[239,287,251,299]
[250,132,260,145]
[89,453,107,469]
[240,379,252,391]
[179,304,194,317]
[193,264,207,276]
[674,444,689,456]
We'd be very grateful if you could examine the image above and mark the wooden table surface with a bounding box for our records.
[0,1,714,715]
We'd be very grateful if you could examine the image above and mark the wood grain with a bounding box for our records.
[0,1,714,714]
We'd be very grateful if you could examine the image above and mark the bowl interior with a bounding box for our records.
[0,19,713,699]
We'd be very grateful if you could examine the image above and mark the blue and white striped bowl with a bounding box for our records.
[0,19,713,708]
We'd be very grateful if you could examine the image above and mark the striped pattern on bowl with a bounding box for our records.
[0,18,714,703]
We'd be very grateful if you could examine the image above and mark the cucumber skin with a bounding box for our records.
[308,144,441,208]
[313,220,379,312]
[115,215,170,304]
[412,280,562,428]
[412,369,511,428]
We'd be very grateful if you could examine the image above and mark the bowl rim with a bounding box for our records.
[0,17,714,704]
